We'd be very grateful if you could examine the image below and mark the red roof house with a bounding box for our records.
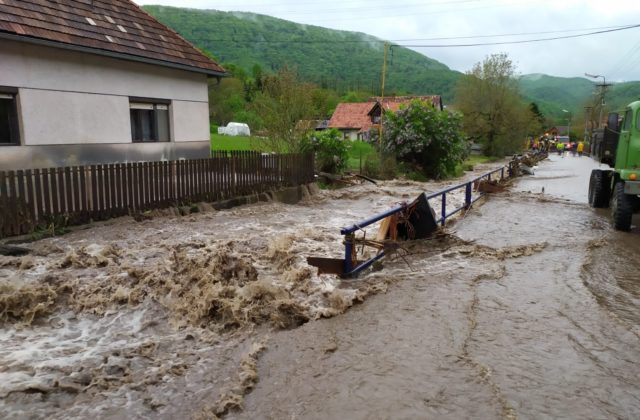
[327,96,443,141]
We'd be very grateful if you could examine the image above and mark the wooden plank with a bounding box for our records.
[152,162,159,206]
[125,162,133,212]
[169,161,176,205]
[64,167,73,214]
[16,170,27,234]
[108,163,116,217]
[0,172,7,237]
[175,160,182,202]
[25,169,36,228]
[211,157,218,201]
[71,167,80,214]
[142,162,150,209]
[50,168,60,216]
[199,158,206,201]
[187,159,194,200]
[79,166,87,218]
[148,161,155,207]
[129,162,137,211]
[114,163,123,215]
[97,164,106,217]
[192,159,199,201]
[33,169,44,223]
[242,152,247,194]
[189,159,195,200]
[158,161,163,206]
[90,165,98,216]
[8,171,20,236]
[207,158,214,201]
[42,168,52,218]
[159,161,166,206]
[136,162,144,210]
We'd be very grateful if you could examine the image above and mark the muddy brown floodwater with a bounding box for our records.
[1,156,639,419]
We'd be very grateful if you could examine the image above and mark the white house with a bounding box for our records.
[0,0,226,170]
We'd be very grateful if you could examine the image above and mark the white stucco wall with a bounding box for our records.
[0,39,211,146]
[19,90,132,145]
[171,101,211,143]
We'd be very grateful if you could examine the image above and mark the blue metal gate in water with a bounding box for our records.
[339,165,512,277]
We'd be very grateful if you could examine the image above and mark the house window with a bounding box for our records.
[130,100,170,142]
[0,89,20,145]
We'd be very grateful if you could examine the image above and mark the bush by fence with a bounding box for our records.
[0,151,314,238]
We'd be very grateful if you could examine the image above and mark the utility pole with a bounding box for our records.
[562,109,571,141]
[584,106,592,142]
[585,73,611,128]
[378,42,389,147]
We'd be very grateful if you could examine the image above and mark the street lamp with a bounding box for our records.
[585,73,606,128]
[562,109,571,141]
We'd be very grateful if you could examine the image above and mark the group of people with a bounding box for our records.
[556,141,584,156]
[555,140,585,157]
[527,135,586,157]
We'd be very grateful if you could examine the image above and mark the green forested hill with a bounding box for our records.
[518,74,595,117]
[519,74,640,122]
[143,5,462,101]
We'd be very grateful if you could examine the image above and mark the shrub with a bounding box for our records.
[384,100,468,179]
[300,129,349,174]
[362,153,397,180]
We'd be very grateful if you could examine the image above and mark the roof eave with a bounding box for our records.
[0,32,229,78]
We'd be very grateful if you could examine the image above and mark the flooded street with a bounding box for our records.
[1,155,639,419]
[238,154,640,420]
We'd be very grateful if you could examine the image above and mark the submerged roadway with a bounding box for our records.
[235,153,640,419]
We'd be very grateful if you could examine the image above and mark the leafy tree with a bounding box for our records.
[454,53,535,156]
[383,100,468,179]
[251,66,316,152]
[299,129,348,173]
[208,77,246,125]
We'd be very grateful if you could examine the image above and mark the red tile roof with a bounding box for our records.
[0,0,225,76]
[370,96,443,112]
[328,102,376,132]
[328,96,443,133]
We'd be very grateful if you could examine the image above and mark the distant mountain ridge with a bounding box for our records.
[143,5,462,101]
[144,5,640,122]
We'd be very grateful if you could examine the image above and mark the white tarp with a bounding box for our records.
[217,122,250,136]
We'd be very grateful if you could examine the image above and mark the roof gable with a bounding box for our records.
[328,102,376,131]
[368,96,443,114]
[0,0,225,76]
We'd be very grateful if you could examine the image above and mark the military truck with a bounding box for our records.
[588,100,640,231]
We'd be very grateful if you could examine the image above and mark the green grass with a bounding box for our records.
[463,155,503,167]
[210,133,262,151]
[452,154,504,177]
[345,141,376,172]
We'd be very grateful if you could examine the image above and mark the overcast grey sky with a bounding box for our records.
[135,0,640,82]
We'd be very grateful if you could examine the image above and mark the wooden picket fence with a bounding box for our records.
[0,151,314,238]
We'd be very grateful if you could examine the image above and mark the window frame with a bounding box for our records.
[129,97,171,143]
[0,86,20,146]
[622,109,633,132]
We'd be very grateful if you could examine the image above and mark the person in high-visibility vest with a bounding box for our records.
[556,141,564,155]
[577,142,584,156]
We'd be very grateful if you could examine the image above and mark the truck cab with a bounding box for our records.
[588,101,640,231]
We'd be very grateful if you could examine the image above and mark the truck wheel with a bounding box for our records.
[588,170,610,208]
[611,182,633,231]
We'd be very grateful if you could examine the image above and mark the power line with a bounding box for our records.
[607,39,640,80]
[207,0,484,9]
[396,24,640,48]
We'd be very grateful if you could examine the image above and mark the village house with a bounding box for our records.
[0,0,226,170]
[327,96,443,141]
